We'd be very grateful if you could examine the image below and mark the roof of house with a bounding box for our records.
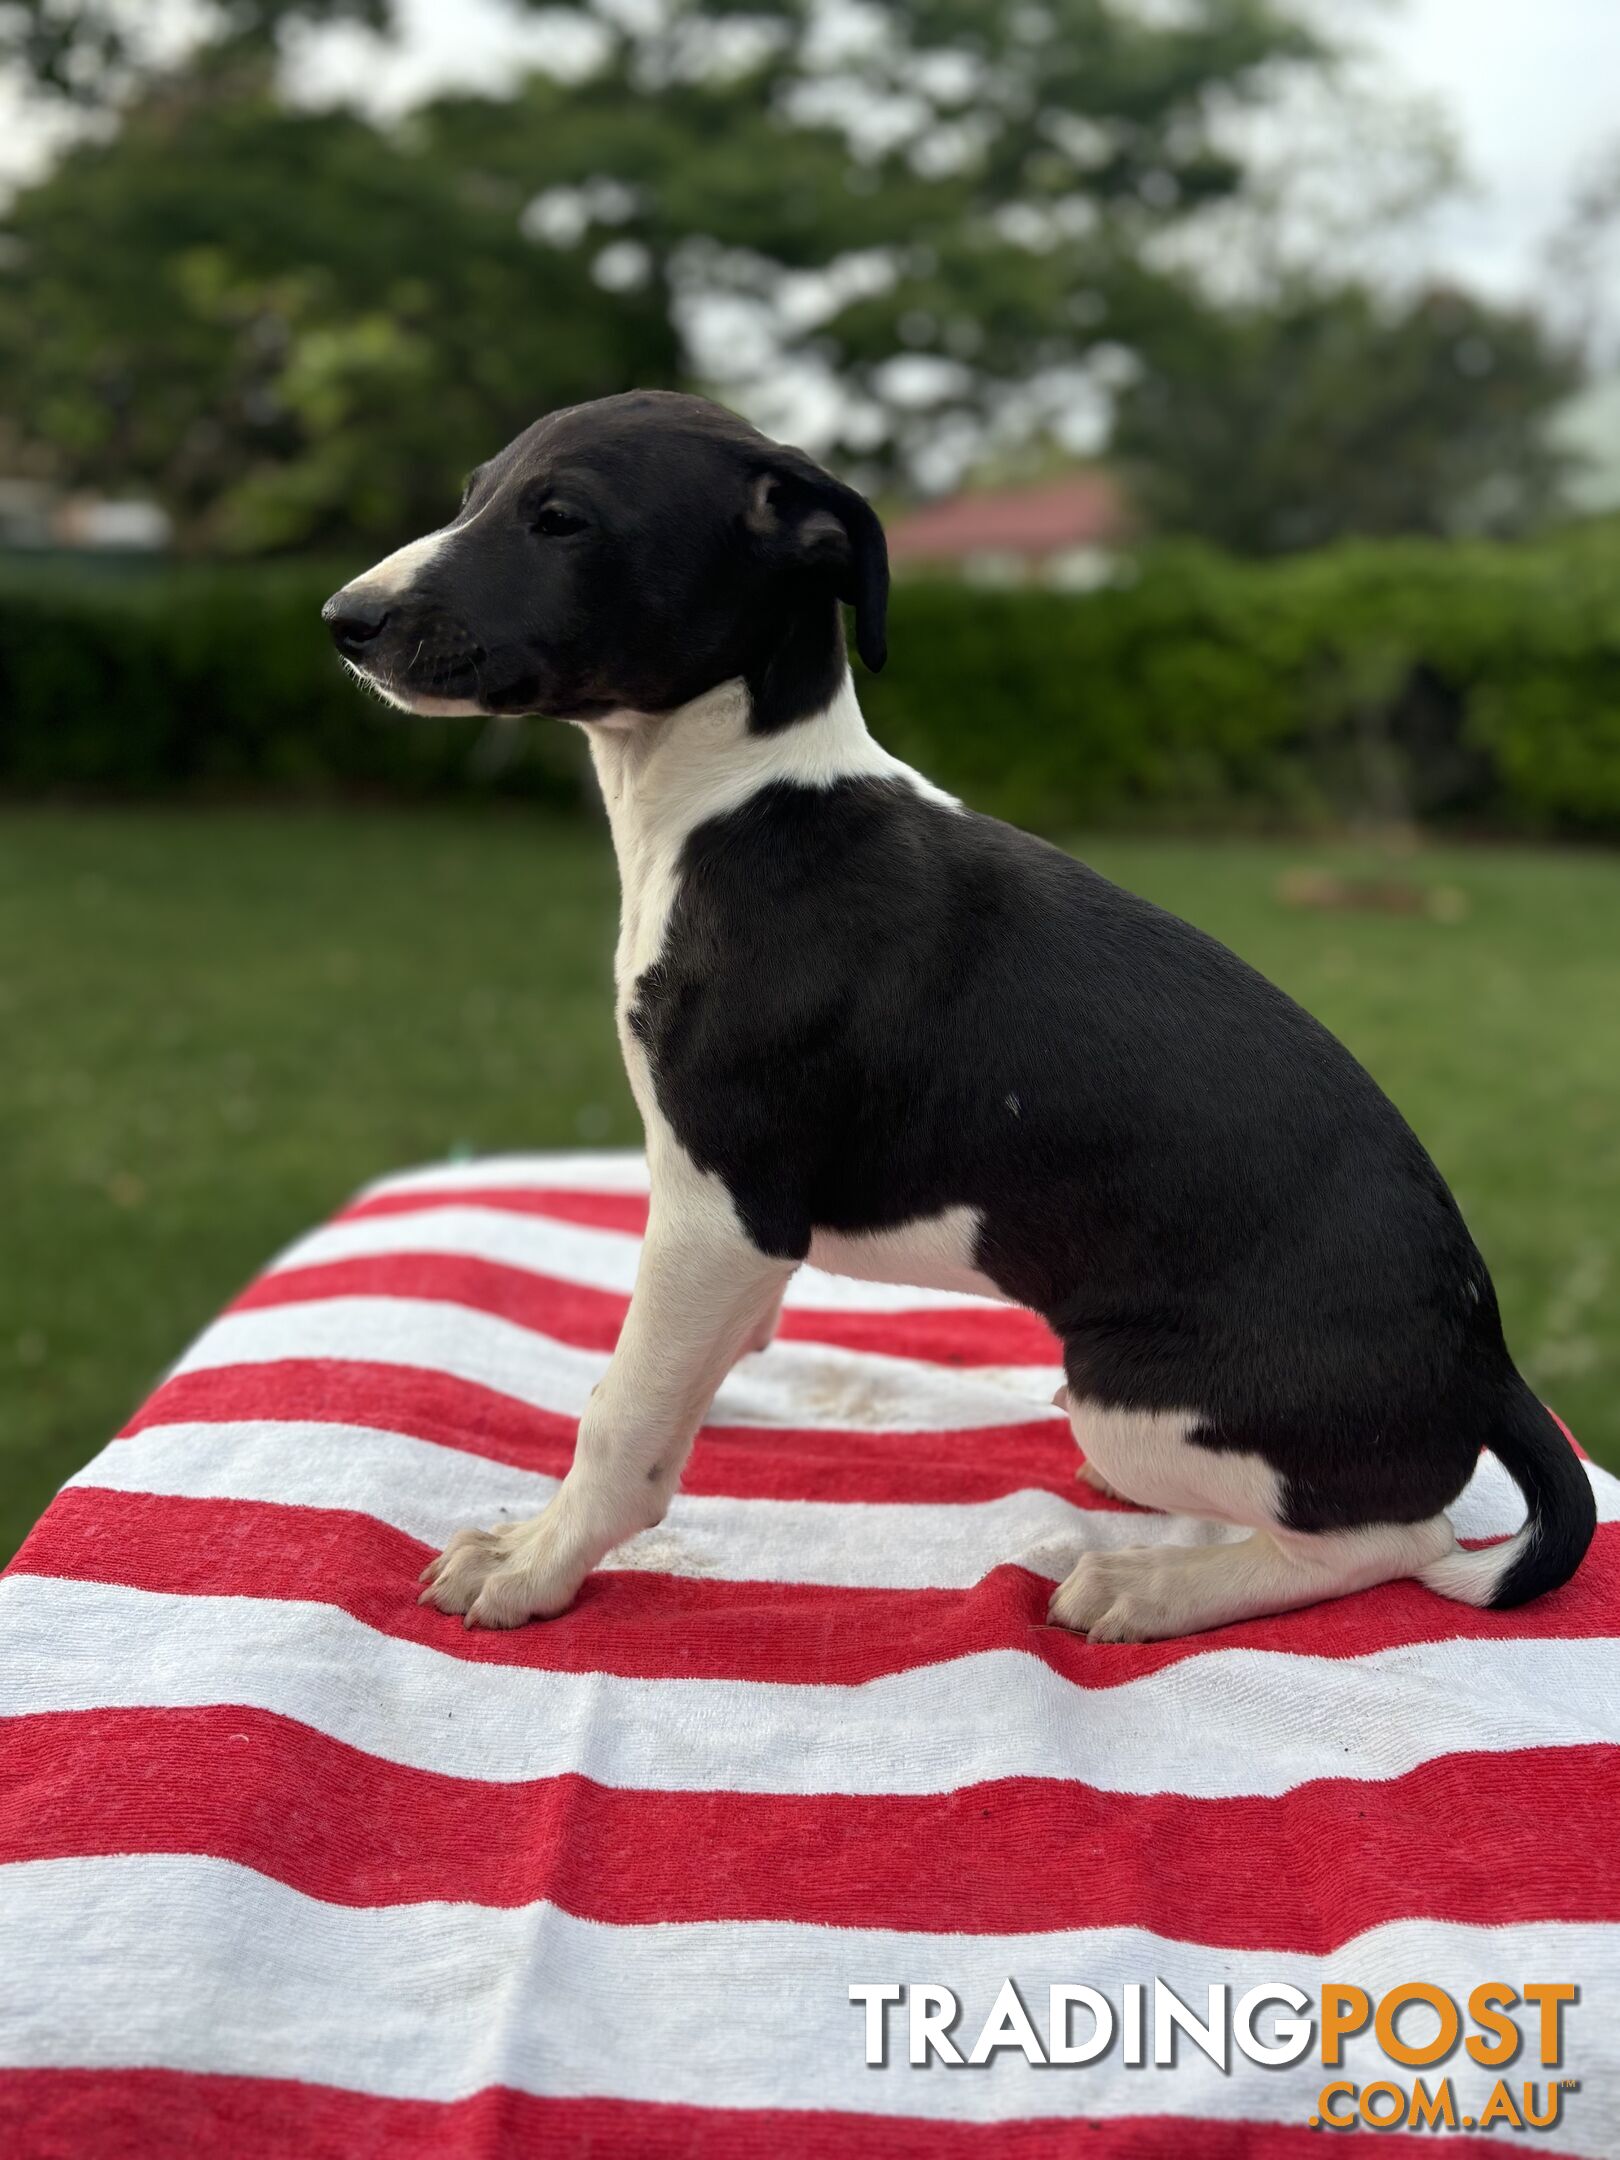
[886,470,1126,563]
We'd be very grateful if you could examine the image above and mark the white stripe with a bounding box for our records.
[3,1577,1617,1798]
[73,1421,1244,1587]
[252,1219,1617,1528]
[274,1204,1010,1314]
[73,1421,1618,1592]
[0,1855,1613,2144]
[360,1150,651,1199]
[170,1296,1065,1434]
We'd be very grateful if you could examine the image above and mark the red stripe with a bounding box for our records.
[3,1703,1616,1943]
[14,1487,1618,1690]
[234,1252,1062,1367]
[0,2072,1585,2160]
[120,1360,1092,1505]
[341,1185,650,1233]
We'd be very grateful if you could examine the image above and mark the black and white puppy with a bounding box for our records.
[323,389,1595,1639]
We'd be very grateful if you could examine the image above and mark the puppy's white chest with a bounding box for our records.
[591,731,686,1088]
[612,840,681,1005]
[611,870,678,1133]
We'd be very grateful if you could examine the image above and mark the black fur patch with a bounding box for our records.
[632,776,1525,1538]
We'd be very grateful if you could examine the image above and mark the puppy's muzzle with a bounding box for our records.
[321,583,486,696]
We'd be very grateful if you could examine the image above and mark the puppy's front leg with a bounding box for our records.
[421,1187,792,1628]
[738,1281,786,1360]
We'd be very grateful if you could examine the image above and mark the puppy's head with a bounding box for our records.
[321,390,887,728]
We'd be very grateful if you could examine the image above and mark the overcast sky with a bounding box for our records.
[1366,0,1618,307]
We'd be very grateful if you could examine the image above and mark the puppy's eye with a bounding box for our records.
[531,507,586,538]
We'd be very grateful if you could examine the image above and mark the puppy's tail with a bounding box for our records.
[1421,1379,1596,1609]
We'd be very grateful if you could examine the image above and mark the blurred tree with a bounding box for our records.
[0,45,678,549]
[0,0,1337,549]
[421,0,1330,486]
[1548,137,1620,355]
[0,0,392,105]
[1110,282,1580,552]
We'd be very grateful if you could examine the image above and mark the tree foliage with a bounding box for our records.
[0,0,1329,549]
[0,0,391,104]
[1111,281,1580,553]
[0,0,1582,553]
[0,46,677,550]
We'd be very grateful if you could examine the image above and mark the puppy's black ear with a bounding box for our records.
[747,460,890,673]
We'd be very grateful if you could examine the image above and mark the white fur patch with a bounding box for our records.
[809,1207,1004,1302]
[1063,1400,1285,1528]
[342,661,483,719]
[351,524,453,596]
[349,492,501,598]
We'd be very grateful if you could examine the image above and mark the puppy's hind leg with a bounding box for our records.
[1075,1458,1130,1500]
[1049,1514,1456,1643]
[1046,1396,1456,1641]
[1053,1386,1157,1506]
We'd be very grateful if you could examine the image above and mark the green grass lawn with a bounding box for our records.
[2,804,1616,1562]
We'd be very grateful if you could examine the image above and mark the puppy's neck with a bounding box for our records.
[585,671,938,999]
[586,669,891,875]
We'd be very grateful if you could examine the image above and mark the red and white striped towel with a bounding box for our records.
[2,1150,1617,2158]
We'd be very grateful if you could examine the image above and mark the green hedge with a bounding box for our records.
[864,524,1620,836]
[0,554,583,805]
[5,524,1620,832]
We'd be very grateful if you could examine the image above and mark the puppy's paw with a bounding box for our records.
[1047,1546,1192,1643]
[418,1519,576,1629]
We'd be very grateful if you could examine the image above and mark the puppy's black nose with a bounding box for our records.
[322,588,392,657]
